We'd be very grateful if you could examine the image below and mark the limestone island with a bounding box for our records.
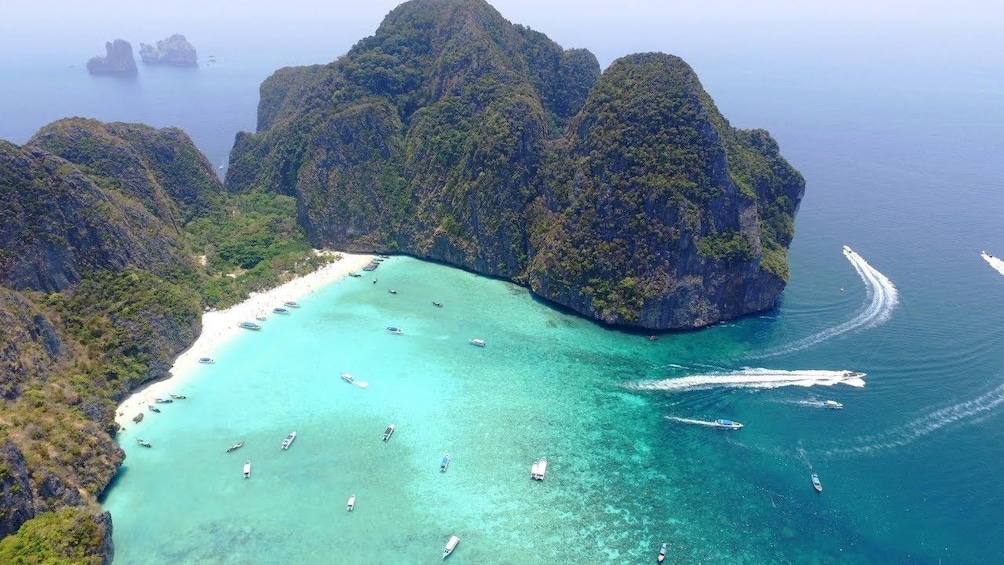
[139,34,198,66]
[86,39,137,75]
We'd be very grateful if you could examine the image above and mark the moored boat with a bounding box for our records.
[442,535,459,559]
[243,460,251,479]
[388,289,398,294]
[346,494,356,511]
[273,307,289,314]
[658,542,668,562]
[712,419,743,430]
[348,272,362,278]
[383,424,395,441]
[148,405,160,413]
[341,372,355,384]
[169,394,186,399]
[440,453,451,472]
[227,440,245,453]
[432,301,444,307]
[198,357,215,364]
[531,457,547,480]
[824,400,843,409]
[284,300,300,308]
[256,314,267,321]
[386,326,404,334]
[811,473,823,492]
[469,338,486,347]
[239,321,262,330]
[155,398,173,404]
[136,439,152,448]
[281,431,297,450]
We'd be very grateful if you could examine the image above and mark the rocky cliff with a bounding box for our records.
[139,34,198,66]
[86,39,137,75]
[226,0,804,329]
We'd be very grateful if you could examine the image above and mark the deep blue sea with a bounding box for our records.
[3,21,1004,564]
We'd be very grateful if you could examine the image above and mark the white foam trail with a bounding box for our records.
[823,383,1004,457]
[981,251,1004,277]
[354,381,369,389]
[631,368,866,392]
[666,416,722,427]
[749,246,899,359]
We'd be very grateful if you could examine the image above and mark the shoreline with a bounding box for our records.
[114,251,376,429]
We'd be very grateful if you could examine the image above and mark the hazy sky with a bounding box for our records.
[2,0,999,70]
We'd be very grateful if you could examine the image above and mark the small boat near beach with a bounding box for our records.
[386,326,404,335]
[712,419,743,430]
[824,400,843,409]
[169,394,186,399]
[148,405,160,413]
[243,460,251,479]
[256,314,267,321]
[273,307,289,314]
[132,413,143,423]
[136,439,152,448]
[383,424,395,441]
[349,272,362,277]
[440,453,451,472]
[198,357,215,364]
[284,301,300,308]
[155,398,174,404]
[531,457,547,480]
[811,473,823,492]
[227,440,245,453]
[239,321,262,330]
[341,372,355,384]
[469,338,486,347]
[281,431,297,450]
[442,535,459,559]
[658,542,668,562]
[388,289,398,294]
[346,494,356,511]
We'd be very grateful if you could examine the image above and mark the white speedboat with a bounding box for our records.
[442,535,459,559]
[281,431,297,450]
[243,460,251,479]
[239,321,262,330]
[383,424,395,441]
[273,307,289,314]
[440,453,451,472]
[284,300,301,308]
[712,419,743,430]
[824,400,843,409]
[346,494,356,511]
[811,472,823,492]
[841,370,866,378]
[341,372,355,384]
[386,326,404,334]
[226,440,245,453]
[198,357,215,364]
[531,457,547,480]
[469,338,486,347]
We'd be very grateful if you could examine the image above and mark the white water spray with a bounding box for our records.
[748,246,899,359]
[631,368,866,393]
[981,251,1004,277]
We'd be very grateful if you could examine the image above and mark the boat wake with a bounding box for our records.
[981,251,1004,277]
[354,381,369,389]
[822,382,1004,457]
[748,246,899,359]
[631,368,866,393]
[666,416,728,428]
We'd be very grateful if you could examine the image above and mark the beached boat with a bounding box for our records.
[386,326,404,334]
[712,419,743,430]
[824,400,844,409]
[284,301,300,308]
[383,424,395,441]
[169,394,186,399]
[346,494,356,511]
[440,453,451,472]
[811,473,823,492]
[198,357,215,364]
[155,398,173,404]
[273,307,289,314]
[239,321,262,330]
[281,431,297,450]
[442,535,459,559]
[132,413,143,423]
[469,338,486,347]
[148,405,160,413]
[531,457,547,480]
[136,439,152,448]
[227,440,245,453]
[341,372,355,384]
[256,314,267,321]
[243,460,251,479]
[658,542,668,562]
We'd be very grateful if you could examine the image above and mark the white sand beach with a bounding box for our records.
[115,251,376,429]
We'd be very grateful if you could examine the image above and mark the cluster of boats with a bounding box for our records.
[530,457,547,480]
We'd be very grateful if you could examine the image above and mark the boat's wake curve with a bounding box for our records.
[747,245,899,360]
[354,381,369,389]
[666,416,727,427]
[630,368,866,393]
[821,382,1004,457]
[981,251,1004,277]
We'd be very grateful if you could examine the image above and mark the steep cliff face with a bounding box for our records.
[226,0,804,329]
[0,440,35,538]
[86,39,137,75]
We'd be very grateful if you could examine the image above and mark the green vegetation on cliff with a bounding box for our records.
[227,0,804,329]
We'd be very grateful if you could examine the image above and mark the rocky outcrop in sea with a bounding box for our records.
[139,34,197,66]
[86,39,137,75]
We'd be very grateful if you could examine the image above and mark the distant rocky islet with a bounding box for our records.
[86,34,197,75]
